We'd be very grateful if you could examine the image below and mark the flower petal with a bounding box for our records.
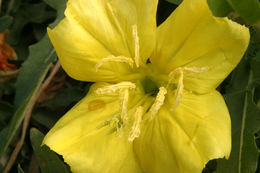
[134,90,231,173]
[48,0,158,82]
[151,0,249,93]
[43,83,146,173]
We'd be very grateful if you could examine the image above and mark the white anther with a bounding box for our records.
[95,55,134,72]
[128,106,144,142]
[132,25,140,68]
[146,87,167,121]
[95,82,136,94]
[119,88,129,123]
[168,66,209,111]
[168,66,209,81]
[171,71,184,111]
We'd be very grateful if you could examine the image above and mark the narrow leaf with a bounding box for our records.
[207,0,260,24]
[227,0,260,24]
[0,0,67,157]
[207,0,232,17]
[217,45,260,173]
[30,128,70,173]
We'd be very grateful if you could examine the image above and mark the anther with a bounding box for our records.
[146,87,167,121]
[95,82,136,94]
[132,25,140,68]
[171,71,184,111]
[95,55,134,72]
[128,106,144,142]
[119,88,129,123]
[168,66,209,111]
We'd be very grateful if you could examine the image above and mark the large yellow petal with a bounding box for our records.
[48,0,158,82]
[43,83,147,173]
[151,0,249,93]
[134,90,231,173]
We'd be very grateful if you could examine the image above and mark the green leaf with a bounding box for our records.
[227,0,260,24]
[207,0,232,17]
[0,16,13,32]
[8,2,56,45]
[0,127,9,153]
[30,128,70,173]
[207,0,260,24]
[32,110,61,129]
[41,87,84,108]
[43,0,67,29]
[0,0,67,158]
[217,45,260,173]
[0,34,55,157]
[0,101,13,128]
[165,0,182,5]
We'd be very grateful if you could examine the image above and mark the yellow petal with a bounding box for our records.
[43,83,145,173]
[151,0,249,93]
[134,90,231,173]
[48,0,158,82]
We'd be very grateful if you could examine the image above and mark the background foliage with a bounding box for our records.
[0,0,259,172]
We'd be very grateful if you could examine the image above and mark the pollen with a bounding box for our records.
[95,55,134,72]
[146,87,167,121]
[128,106,144,142]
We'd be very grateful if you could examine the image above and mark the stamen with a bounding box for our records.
[171,71,184,111]
[146,87,167,121]
[95,55,134,72]
[95,82,136,94]
[132,25,140,68]
[119,88,129,123]
[168,66,209,111]
[168,66,209,81]
[95,82,136,131]
[128,106,144,142]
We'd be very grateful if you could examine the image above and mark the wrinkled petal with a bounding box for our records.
[48,0,157,82]
[43,83,147,173]
[134,90,231,173]
[151,0,249,93]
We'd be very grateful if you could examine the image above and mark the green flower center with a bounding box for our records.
[140,76,159,96]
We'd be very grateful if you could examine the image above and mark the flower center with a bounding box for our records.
[93,24,209,142]
[140,77,159,95]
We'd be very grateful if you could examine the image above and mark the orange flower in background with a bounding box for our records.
[0,30,17,71]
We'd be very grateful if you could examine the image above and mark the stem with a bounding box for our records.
[3,61,61,173]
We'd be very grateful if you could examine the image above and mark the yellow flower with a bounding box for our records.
[43,0,249,172]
